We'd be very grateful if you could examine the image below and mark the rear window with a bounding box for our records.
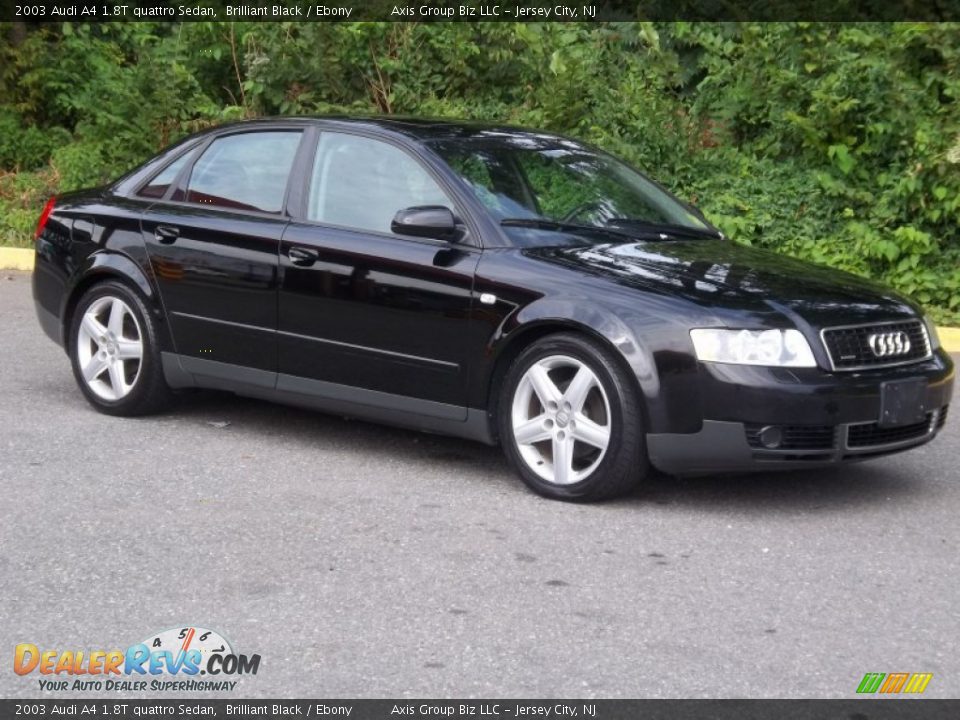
[137,151,193,199]
[174,131,302,213]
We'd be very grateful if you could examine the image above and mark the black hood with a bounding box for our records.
[523,239,920,328]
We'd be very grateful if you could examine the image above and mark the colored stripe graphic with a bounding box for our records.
[903,673,933,694]
[880,673,910,693]
[857,672,932,694]
[857,673,886,693]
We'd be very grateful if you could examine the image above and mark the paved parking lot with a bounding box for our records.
[1,270,958,699]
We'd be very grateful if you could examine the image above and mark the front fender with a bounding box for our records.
[512,296,660,395]
[474,292,706,436]
[470,295,659,430]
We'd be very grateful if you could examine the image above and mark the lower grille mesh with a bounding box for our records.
[745,424,836,450]
[936,405,949,430]
[847,414,934,448]
[744,405,948,454]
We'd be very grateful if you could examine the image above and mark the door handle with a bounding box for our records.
[288,246,319,267]
[155,225,180,245]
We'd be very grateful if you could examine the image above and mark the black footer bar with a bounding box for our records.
[2,699,959,720]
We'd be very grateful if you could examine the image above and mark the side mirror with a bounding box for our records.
[391,205,458,241]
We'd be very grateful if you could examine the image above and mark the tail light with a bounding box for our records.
[35,197,56,240]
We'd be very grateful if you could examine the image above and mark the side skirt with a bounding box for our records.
[161,352,496,445]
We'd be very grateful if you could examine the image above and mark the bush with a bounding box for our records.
[0,110,70,171]
[1,21,957,323]
[0,168,59,247]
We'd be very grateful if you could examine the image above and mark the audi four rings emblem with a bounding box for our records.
[867,330,911,357]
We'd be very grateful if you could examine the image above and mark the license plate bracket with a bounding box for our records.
[878,378,927,428]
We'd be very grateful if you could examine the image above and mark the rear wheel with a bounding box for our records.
[69,281,171,416]
[499,333,647,501]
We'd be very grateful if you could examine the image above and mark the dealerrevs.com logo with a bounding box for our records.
[14,626,261,692]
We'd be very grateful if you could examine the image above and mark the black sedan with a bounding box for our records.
[32,117,955,501]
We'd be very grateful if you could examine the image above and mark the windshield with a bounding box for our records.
[430,135,713,247]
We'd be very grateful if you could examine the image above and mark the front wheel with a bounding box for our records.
[498,333,647,501]
[69,280,172,416]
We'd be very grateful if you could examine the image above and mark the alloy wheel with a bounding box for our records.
[76,296,144,401]
[511,354,612,485]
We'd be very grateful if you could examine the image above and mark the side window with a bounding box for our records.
[138,151,193,199]
[307,133,453,234]
[177,131,302,213]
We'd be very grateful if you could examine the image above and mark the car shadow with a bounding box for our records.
[623,462,927,514]
[161,389,934,512]
[169,388,513,469]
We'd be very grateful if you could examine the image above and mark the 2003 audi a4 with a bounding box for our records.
[33,117,954,501]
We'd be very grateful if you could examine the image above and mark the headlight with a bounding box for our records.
[923,315,941,350]
[690,328,817,367]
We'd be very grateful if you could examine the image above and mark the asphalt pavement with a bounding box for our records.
[1,270,958,699]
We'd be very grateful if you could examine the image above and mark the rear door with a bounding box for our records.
[277,130,482,417]
[139,129,306,385]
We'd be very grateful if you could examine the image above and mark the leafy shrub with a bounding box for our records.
[1,21,958,323]
[0,168,59,247]
[0,110,70,171]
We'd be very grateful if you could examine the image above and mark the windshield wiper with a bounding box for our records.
[603,218,722,240]
[500,218,640,241]
[501,217,720,242]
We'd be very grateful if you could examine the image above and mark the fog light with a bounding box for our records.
[759,426,783,449]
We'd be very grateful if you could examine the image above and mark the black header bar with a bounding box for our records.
[5,0,960,22]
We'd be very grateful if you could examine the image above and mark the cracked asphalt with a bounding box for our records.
[1,270,958,699]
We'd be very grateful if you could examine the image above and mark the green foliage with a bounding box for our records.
[0,109,70,171]
[0,167,59,246]
[1,21,958,322]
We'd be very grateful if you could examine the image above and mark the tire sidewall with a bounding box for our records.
[498,333,642,501]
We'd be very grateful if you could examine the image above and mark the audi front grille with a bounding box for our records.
[820,319,932,371]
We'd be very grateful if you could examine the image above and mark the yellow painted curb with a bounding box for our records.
[938,326,960,353]
[0,247,34,271]
[1,243,958,352]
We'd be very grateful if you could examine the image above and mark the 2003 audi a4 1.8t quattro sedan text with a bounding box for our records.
[32,117,955,501]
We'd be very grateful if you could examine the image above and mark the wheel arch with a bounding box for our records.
[483,312,657,443]
[61,251,170,352]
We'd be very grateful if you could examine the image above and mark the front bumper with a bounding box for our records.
[647,349,954,475]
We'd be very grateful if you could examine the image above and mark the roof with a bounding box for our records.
[218,115,569,143]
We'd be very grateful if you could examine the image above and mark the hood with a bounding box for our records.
[523,239,920,328]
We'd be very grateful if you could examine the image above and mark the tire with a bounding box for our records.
[498,332,648,502]
[68,280,172,416]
